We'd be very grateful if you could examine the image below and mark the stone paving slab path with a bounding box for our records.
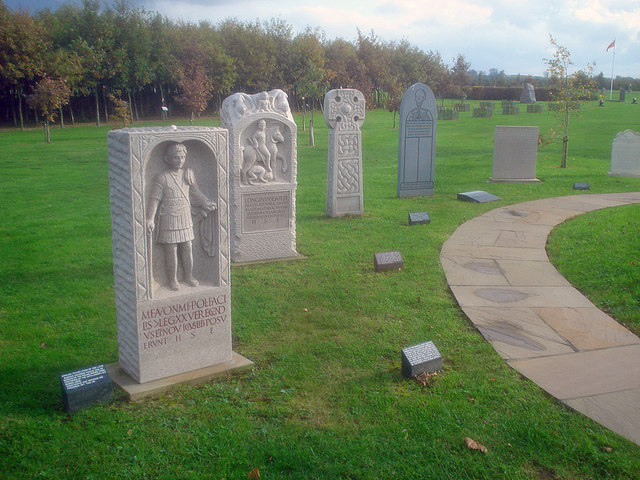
[440,193,640,446]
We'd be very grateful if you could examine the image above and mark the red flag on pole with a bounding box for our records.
[606,40,615,51]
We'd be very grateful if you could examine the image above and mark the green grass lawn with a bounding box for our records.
[1,99,639,479]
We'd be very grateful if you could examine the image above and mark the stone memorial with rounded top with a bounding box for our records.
[609,130,640,177]
[221,89,297,263]
[397,83,437,197]
[324,88,366,217]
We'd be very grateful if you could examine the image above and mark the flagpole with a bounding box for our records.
[609,41,616,100]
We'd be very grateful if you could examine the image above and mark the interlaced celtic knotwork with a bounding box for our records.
[337,160,359,194]
[338,134,359,158]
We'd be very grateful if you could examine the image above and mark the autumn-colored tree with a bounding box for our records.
[0,6,49,128]
[27,75,71,143]
[108,91,131,128]
[544,35,596,168]
[176,63,213,125]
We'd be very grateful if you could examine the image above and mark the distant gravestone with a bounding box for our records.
[221,90,297,262]
[408,212,430,225]
[473,107,492,118]
[401,341,442,378]
[374,251,404,272]
[609,130,640,177]
[491,126,539,182]
[620,89,626,102]
[60,365,113,413]
[501,101,520,115]
[573,182,590,190]
[107,127,239,384]
[397,83,437,197]
[457,191,501,203]
[324,89,366,217]
[520,83,536,104]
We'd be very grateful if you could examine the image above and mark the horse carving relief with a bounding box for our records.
[241,120,288,185]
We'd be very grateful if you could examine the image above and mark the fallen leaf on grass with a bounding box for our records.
[248,467,261,479]
[603,446,613,453]
[414,371,438,387]
[464,436,488,453]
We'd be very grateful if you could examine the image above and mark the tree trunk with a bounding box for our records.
[561,105,570,168]
[190,111,194,126]
[95,89,101,126]
[69,104,75,125]
[103,88,110,123]
[393,111,396,129]
[18,91,25,130]
[59,105,65,128]
[11,94,17,127]
[44,121,51,143]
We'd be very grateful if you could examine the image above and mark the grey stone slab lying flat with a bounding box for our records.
[106,352,254,401]
[508,344,640,400]
[457,190,501,203]
[401,341,442,377]
[440,255,509,286]
[441,256,571,287]
[496,259,573,287]
[515,195,632,213]
[478,204,586,226]
[565,388,640,446]
[534,307,640,351]
[374,251,404,272]
[441,244,550,262]
[462,306,575,360]
[440,193,640,446]
[450,286,594,308]
[573,182,590,190]
[408,212,430,225]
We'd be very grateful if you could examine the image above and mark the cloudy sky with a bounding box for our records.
[6,0,639,78]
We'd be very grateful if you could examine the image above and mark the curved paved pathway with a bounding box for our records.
[440,193,640,446]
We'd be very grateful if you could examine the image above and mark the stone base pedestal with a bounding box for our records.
[106,352,254,401]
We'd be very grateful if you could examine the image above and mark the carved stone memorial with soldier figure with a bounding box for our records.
[221,89,297,263]
[107,126,251,391]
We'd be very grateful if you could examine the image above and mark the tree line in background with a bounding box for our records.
[2,0,638,131]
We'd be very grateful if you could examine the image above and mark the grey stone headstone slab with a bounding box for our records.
[491,126,539,182]
[609,130,640,177]
[401,341,442,378]
[408,212,430,225]
[374,251,404,272]
[397,82,437,198]
[573,182,590,190]
[60,364,113,413]
[457,191,501,203]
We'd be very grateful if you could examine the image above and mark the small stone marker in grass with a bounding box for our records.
[401,341,442,378]
[374,251,403,272]
[408,212,430,225]
[60,364,113,413]
[457,190,501,203]
[573,182,590,190]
